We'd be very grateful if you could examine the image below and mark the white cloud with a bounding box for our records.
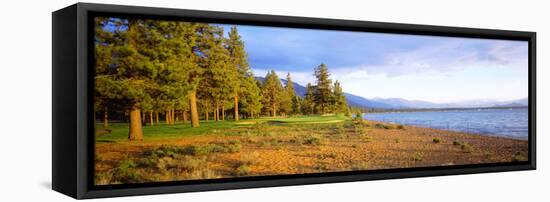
[250,40,528,103]
[331,40,528,78]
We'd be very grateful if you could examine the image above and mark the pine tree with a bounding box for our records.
[302,82,316,115]
[115,19,157,140]
[201,25,236,122]
[313,64,333,114]
[261,70,284,117]
[291,95,302,115]
[280,73,294,115]
[153,21,199,126]
[226,26,250,121]
[332,80,348,114]
[239,71,263,118]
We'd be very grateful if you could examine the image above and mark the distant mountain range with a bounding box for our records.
[255,77,528,109]
[369,97,528,109]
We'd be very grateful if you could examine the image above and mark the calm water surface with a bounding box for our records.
[362,108,528,139]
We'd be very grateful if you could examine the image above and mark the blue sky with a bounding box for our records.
[220,24,528,103]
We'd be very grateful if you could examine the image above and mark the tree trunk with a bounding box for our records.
[234,95,239,121]
[155,111,159,126]
[128,105,143,141]
[103,106,109,128]
[189,90,200,127]
[149,111,153,126]
[183,110,188,123]
[272,104,276,117]
[165,110,170,125]
[222,106,225,121]
[205,110,209,121]
[171,109,175,124]
[215,103,219,122]
[169,109,172,125]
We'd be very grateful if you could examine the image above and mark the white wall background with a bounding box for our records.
[0,0,546,201]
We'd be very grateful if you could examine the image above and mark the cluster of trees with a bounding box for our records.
[94,18,348,141]
[259,64,349,117]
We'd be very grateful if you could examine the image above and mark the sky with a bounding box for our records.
[220,24,528,104]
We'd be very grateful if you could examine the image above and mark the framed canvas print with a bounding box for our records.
[52,3,536,199]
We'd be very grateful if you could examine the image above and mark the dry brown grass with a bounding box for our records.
[95,120,528,185]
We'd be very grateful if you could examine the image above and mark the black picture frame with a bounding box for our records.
[52,3,536,199]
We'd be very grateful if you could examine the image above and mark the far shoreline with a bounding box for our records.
[361,105,528,114]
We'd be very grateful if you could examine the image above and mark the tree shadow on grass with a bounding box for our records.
[97,140,116,143]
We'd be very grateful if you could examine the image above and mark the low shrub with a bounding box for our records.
[396,125,405,130]
[225,141,243,153]
[188,167,220,179]
[241,152,260,166]
[374,123,393,129]
[314,161,329,172]
[95,172,113,185]
[412,152,423,161]
[236,165,250,176]
[177,156,207,171]
[353,112,363,121]
[317,152,337,160]
[453,139,463,146]
[461,143,473,153]
[351,162,369,171]
[512,152,527,162]
[332,124,346,136]
[112,159,144,184]
[182,142,242,156]
[361,134,373,143]
[432,138,441,143]
[302,135,324,146]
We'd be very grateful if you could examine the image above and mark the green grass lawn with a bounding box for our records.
[96,114,349,142]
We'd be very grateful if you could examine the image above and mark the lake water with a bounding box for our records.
[362,108,528,139]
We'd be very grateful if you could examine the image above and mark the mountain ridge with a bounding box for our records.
[254,76,527,109]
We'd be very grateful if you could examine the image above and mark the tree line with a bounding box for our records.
[94,18,349,141]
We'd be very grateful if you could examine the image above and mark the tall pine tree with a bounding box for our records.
[261,70,284,117]
[280,73,294,115]
[226,26,250,121]
[332,80,348,114]
[302,82,316,115]
[313,64,333,114]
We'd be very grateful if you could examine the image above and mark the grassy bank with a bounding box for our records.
[94,115,528,185]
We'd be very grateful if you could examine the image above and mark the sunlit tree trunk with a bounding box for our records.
[165,110,170,125]
[171,109,175,124]
[222,106,225,121]
[189,90,200,127]
[128,105,143,141]
[272,104,277,117]
[103,106,109,128]
[234,95,239,121]
[155,111,159,126]
[169,109,172,125]
[168,109,172,125]
[215,103,219,122]
[149,111,153,126]
[205,110,209,121]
